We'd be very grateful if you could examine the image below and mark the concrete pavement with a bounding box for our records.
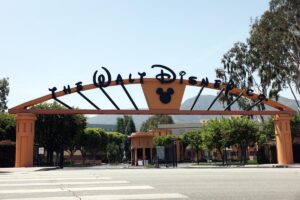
[1,163,300,173]
[0,167,300,199]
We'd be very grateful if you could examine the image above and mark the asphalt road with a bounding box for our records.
[0,167,300,200]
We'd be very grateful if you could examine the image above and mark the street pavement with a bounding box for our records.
[0,167,300,200]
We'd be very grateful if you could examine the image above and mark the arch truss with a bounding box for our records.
[9,65,296,116]
[9,65,296,167]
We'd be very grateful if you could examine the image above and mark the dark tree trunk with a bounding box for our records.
[243,148,247,164]
[80,149,86,165]
[69,150,74,165]
[239,147,243,164]
[196,149,199,164]
[47,149,54,166]
[217,148,224,165]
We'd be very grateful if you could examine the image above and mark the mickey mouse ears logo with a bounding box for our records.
[156,88,174,104]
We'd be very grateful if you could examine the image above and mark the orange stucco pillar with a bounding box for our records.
[273,114,294,164]
[15,113,37,167]
[134,148,138,166]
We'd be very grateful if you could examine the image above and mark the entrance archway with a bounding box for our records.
[9,65,296,167]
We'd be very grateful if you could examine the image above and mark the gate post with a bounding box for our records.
[273,114,294,164]
[15,113,37,167]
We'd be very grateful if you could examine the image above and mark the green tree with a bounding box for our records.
[153,135,177,147]
[216,42,256,111]
[63,114,86,165]
[83,128,108,163]
[249,0,300,107]
[178,134,189,161]
[217,0,300,112]
[116,116,136,135]
[257,118,275,145]
[106,142,120,163]
[107,132,125,162]
[227,117,258,164]
[0,113,15,141]
[116,117,125,134]
[201,118,230,165]
[257,114,300,144]
[34,103,63,164]
[34,102,86,165]
[291,113,300,141]
[140,115,174,131]
[182,130,203,164]
[125,116,136,135]
[77,130,89,164]
[0,78,9,112]
[216,42,268,121]
[115,115,136,162]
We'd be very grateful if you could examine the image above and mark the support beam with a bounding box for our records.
[8,109,296,116]
[120,84,139,110]
[273,114,294,164]
[77,91,100,110]
[207,88,225,111]
[15,113,36,167]
[190,86,205,110]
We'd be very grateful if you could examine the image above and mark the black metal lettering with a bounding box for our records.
[152,64,176,84]
[258,94,267,101]
[116,74,124,85]
[188,76,198,85]
[225,79,235,97]
[200,77,209,87]
[49,87,57,98]
[129,73,135,83]
[246,89,254,96]
[214,80,222,88]
[93,67,111,87]
[75,82,83,92]
[63,85,71,94]
[138,72,146,84]
[179,71,186,84]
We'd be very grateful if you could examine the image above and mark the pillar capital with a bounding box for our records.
[16,113,36,121]
[273,114,292,121]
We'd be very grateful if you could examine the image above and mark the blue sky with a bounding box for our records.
[2,0,285,110]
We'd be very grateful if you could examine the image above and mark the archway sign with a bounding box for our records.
[9,65,296,167]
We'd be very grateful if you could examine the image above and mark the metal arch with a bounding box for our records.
[8,78,296,115]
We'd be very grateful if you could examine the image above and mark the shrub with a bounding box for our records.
[0,140,15,167]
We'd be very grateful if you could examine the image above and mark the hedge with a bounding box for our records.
[0,140,15,167]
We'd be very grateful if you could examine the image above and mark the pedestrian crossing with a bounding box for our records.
[0,171,188,200]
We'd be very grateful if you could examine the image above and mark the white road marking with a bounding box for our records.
[0,185,153,194]
[81,193,188,199]
[0,188,62,194]
[0,180,129,186]
[0,177,112,181]
[68,185,154,191]
[2,193,188,200]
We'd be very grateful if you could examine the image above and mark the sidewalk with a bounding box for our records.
[1,163,300,173]
[0,167,59,173]
[180,163,300,168]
